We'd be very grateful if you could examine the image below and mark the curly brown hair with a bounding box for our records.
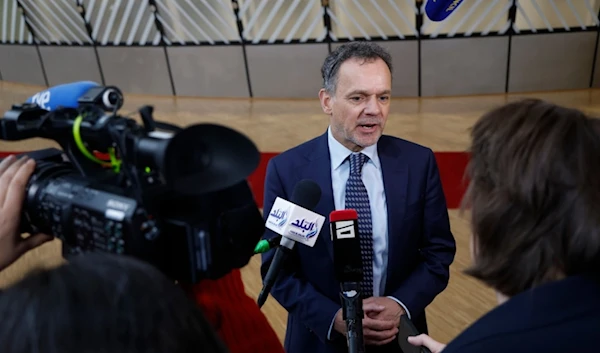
[461,98,600,297]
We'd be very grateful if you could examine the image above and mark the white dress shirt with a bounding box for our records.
[326,126,411,340]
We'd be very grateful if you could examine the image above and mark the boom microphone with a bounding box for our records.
[330,209,365,353]
[257,179,324,308]
[424,0,464,22]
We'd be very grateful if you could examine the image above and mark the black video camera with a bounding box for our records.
[0,84,265,284]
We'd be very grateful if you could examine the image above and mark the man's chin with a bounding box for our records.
[354,133,382,148]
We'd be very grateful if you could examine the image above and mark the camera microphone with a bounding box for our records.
[26,81,100,111]
[25,81,124,113]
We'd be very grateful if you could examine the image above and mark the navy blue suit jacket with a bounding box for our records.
[261,132,456,353]
[441,273,600,353]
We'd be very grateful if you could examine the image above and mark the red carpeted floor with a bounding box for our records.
[0,151,469,209]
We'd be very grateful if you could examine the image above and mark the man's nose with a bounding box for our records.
[364,96,381,115]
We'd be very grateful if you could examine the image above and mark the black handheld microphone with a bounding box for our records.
[330,209,365,353]
[257,179,322,308]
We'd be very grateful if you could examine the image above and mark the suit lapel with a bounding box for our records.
[301,132,335,260]
[378,137,408,290]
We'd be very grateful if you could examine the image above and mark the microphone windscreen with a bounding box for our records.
[330,209,357,223]
[291,179,322,211]
[25,81,100,111]
[425,0,464,22]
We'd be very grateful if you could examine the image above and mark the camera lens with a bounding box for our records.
[22,159,78,237]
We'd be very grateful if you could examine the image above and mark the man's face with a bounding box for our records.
[319,57,391,152]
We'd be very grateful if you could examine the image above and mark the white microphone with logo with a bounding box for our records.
[265,197,323,248]
[257,179,325,308]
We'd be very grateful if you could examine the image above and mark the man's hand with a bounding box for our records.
[407,334,446,353]
[333,301,397,346]
[362,297,402,346]
[333,305,376,336]
[364,296,405,327]
[0,155,53,271]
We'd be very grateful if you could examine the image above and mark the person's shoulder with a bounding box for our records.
[379,134,434,156]
[269,134,324,167]
[441,279,600,353]
[443,325,598,353]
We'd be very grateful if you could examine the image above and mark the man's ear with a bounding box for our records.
[318,88,333,115]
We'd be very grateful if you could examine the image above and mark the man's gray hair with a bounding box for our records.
[321,41,393,94]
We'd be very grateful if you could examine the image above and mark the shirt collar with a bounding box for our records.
[327,126,380,170]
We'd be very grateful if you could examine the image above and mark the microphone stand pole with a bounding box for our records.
[340,282,365,353]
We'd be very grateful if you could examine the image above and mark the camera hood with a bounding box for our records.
[137,123,261,196]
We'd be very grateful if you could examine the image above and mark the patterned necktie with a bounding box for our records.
[344,152,374,298]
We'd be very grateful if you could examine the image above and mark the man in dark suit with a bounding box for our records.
[261,41,456,353]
